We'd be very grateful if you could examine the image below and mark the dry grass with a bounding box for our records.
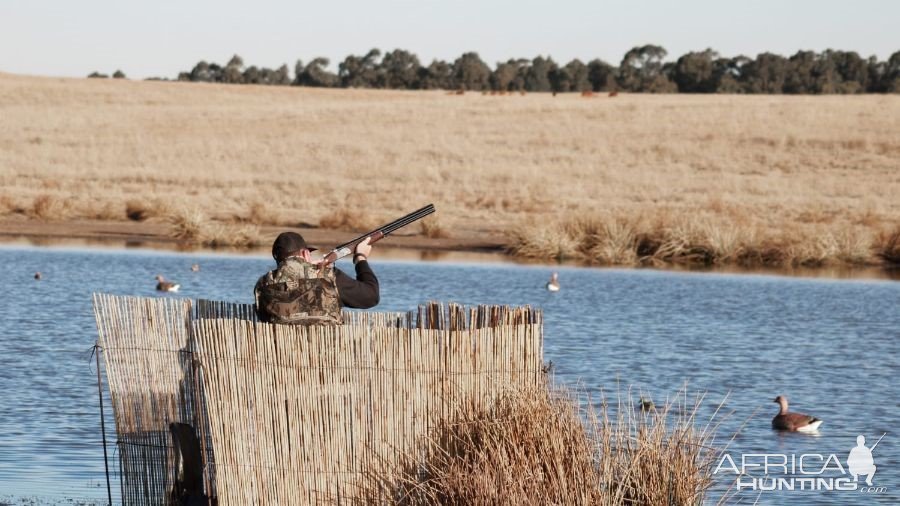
[419,216,449,238]
[125,199,157,221]
[203,223,262,248]
[318,208,375,232]
[168,206,206,241]
[361,386,724,505]
[875,226,900,265]
[166,205,261,247]
[27,194,72,220]
[508,213,894,268]
[1,73,898,266]
[85,200,124,221]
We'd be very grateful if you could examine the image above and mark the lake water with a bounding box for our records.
[0,245,897,505]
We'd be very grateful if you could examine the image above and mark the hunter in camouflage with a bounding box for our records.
[255,232,380,325]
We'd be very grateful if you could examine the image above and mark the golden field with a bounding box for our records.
[0,72,898,267]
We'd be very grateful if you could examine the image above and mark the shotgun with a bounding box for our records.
[321,204,436,265]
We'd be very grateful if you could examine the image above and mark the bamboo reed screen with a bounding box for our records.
[93,294,543,505]
[92,293,197,505]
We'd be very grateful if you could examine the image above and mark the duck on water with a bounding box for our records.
[772,395,822,432]
[155,275,181,292]
[546,272,560,292]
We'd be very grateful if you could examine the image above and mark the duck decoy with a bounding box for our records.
[190,264,200,272]
[34,272,42,280]
[155,275,181,292]
[546,272,560,292]
[772,395,822,432]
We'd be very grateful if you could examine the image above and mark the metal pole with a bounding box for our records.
[95,344,113,506]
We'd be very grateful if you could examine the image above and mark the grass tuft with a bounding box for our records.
[168,206,207,241]
[203,223,262,248]
[875,226,900,265]
[319,208,375,232]
[361,386,725,505]
[419,216,449,238]
[506,221,578,261]
[125,199,157,221]
[28,194,71,220]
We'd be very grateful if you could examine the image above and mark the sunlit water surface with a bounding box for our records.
[0,246,897,504]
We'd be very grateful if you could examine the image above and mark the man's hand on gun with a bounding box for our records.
[354,237,372,263]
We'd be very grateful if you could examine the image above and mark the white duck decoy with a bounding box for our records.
[772,395,822,432]
[546,272,560,292]
[191,263,200,272]
[155,275,181,292]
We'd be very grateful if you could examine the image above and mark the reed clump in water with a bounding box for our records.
[508,213,893,268]
[361,387,722,505]
[167,205,262,248]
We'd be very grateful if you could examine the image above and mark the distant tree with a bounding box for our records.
[450,52,491,90]
[886,51,900,92]
[587,59,615,91]
[618,45,675,92]
[829,51,868,93]
[87,71,108,78]
[168,47,899,94]
[339,49,381,87]
[673,50,749,93]
[510,59,531,91]
[812,51,841,93]
[524,56,556,92]
[418,60,452,89]
[222,54,244,84]
[112,70,126,79]
[741,53,787,93]
[490,60,519,91]
[227,54,244,68]
[712,56,748,93]
[188,61,212,82]
[783,51,819,93]
[865,56,886,92]
[273,64,292,85]
[875,50,900,93]
[242,65,261,84]
[553,59,591,92]
[296,58,338,87]
[378,49,421,89]
[780,50,856,94]
[672,49,719,92]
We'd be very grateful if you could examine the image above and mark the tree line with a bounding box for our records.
[148,45,899,93]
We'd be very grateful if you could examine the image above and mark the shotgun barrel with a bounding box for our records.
[322,204,436,264]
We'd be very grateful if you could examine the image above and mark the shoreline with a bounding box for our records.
[2,218,897,281]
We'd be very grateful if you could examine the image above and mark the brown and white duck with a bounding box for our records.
[546,272,560,292]
[772,395,822,432]
[190,263,200,272]
[155,275,181,293]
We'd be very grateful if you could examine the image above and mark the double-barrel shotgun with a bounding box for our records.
[321,204,436,265]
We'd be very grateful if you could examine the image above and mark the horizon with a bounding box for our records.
[1,0,898,80]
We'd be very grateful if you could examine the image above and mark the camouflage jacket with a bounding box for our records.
[254,257,343,326]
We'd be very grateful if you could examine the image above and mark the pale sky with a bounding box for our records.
[1,0,897,79]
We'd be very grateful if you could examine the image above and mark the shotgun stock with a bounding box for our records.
[321,204,436,265]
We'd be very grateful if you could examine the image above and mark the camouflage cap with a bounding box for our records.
[272,232,316,261]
